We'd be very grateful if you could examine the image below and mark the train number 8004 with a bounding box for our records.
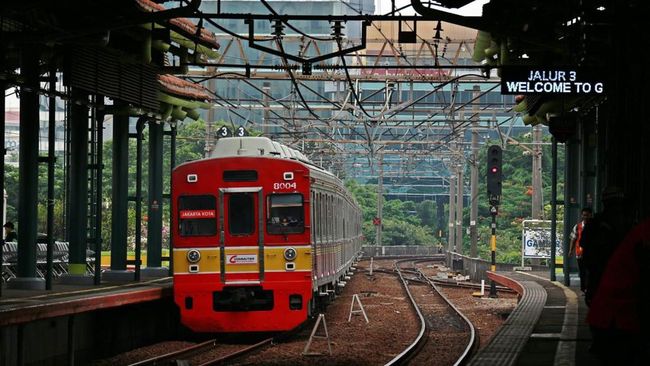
[273,182,297,190]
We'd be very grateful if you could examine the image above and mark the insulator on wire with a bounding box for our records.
[331,21,345,40]
[272,19,285,38]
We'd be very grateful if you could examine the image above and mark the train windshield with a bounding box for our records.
[267,194,304,234]
[228,193,255,235]
[178,195,217,236]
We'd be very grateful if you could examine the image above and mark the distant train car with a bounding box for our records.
[171,137,362,332]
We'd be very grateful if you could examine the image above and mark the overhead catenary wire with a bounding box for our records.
[187,2,524,177]
[201,3,486,133]
[260,0,333,42]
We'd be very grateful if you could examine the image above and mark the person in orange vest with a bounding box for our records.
[569,207,593,293]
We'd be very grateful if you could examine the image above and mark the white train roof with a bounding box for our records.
[209,137,311,163]
[203,137,357,205]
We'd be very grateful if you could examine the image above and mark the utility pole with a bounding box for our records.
[262,81,271,136]
[550,137,558,281]
[532,124,543,219]
[489,205,498,296]
[470,86,480,257]
[455,159,464,254]
[205,68,216,156]
[448,80,459,254]
[487,145,503,297]
[447,172,456,252]
[376,153,383,246]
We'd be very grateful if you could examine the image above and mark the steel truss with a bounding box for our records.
[182,6,529,198]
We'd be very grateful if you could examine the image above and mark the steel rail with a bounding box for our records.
[383,258,428,366]
[382,257,480,366]
[127,338,217,366]
[198,337,273,366]
[413,259,480,366]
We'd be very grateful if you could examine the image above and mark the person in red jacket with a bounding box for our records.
[569,207,593,293]
[586,217,650,365]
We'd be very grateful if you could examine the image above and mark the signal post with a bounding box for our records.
[487,145,502,297]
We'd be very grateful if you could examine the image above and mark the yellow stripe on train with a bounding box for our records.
[172,246,312,274]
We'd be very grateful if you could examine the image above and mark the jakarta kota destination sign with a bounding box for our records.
[500,67,605,95]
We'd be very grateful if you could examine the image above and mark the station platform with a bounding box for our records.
[0,277,173,327]
[0,277,175,365]
[468,270,599,366]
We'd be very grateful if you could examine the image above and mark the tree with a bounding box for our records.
[464,132,565,263]
[99,118,211,250]
[346,180,435,246]
[416,200,436,227]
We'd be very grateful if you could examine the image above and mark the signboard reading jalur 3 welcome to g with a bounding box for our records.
[500,66,605,95]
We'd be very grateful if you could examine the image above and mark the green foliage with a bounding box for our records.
[345,179,377,222]
[2,118,214,250]
[381,219,433,245]
[4,165,19,223]
[416,200,436,227]
[99,119,210,249]
[348,132,565,264]
[4,123,562,266]
[469,133,565,263]
[346,180,436,246]
[5,159,67,238]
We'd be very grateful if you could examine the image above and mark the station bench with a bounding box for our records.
[1,242,95,282]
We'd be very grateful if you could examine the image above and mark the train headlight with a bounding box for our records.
[187,249,201,263]
[284,247,297,261]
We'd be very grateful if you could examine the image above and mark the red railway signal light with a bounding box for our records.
[487,145,503,203]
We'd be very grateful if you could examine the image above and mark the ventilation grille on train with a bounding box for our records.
[223,170,258,182]
[64,46,159,111]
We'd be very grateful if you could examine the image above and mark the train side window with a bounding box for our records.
[267,194,304,234]
[328,195,333,241]
[318,193,323,242]
[311,191,317,242]
[179,195,217,236]
[321,193,325,241]
[316,193,325,243]
[229,193,255,235]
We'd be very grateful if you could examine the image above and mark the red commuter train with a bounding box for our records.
[171,137,363,332]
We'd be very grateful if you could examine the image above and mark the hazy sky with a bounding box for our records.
[375,0,487,16]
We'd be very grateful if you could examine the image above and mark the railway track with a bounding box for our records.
[127,337,273,366]
[106,256,509,366]
[364,257,516,293]
[385,257,478,366]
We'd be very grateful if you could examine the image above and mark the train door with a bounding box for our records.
[218,187,264,284]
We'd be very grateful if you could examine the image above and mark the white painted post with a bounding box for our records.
[348,294,369,323]
[302,314,332,356]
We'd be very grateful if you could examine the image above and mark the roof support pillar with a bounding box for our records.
[60,88,92,284]
[108,107,130,275]
[143,120,167,277]
[8,47,44,290]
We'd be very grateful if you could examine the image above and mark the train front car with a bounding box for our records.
[172,137,313,333]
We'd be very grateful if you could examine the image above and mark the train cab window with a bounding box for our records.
[179,195,217,236]
[267,194,304,234]
[229,193,254,235]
